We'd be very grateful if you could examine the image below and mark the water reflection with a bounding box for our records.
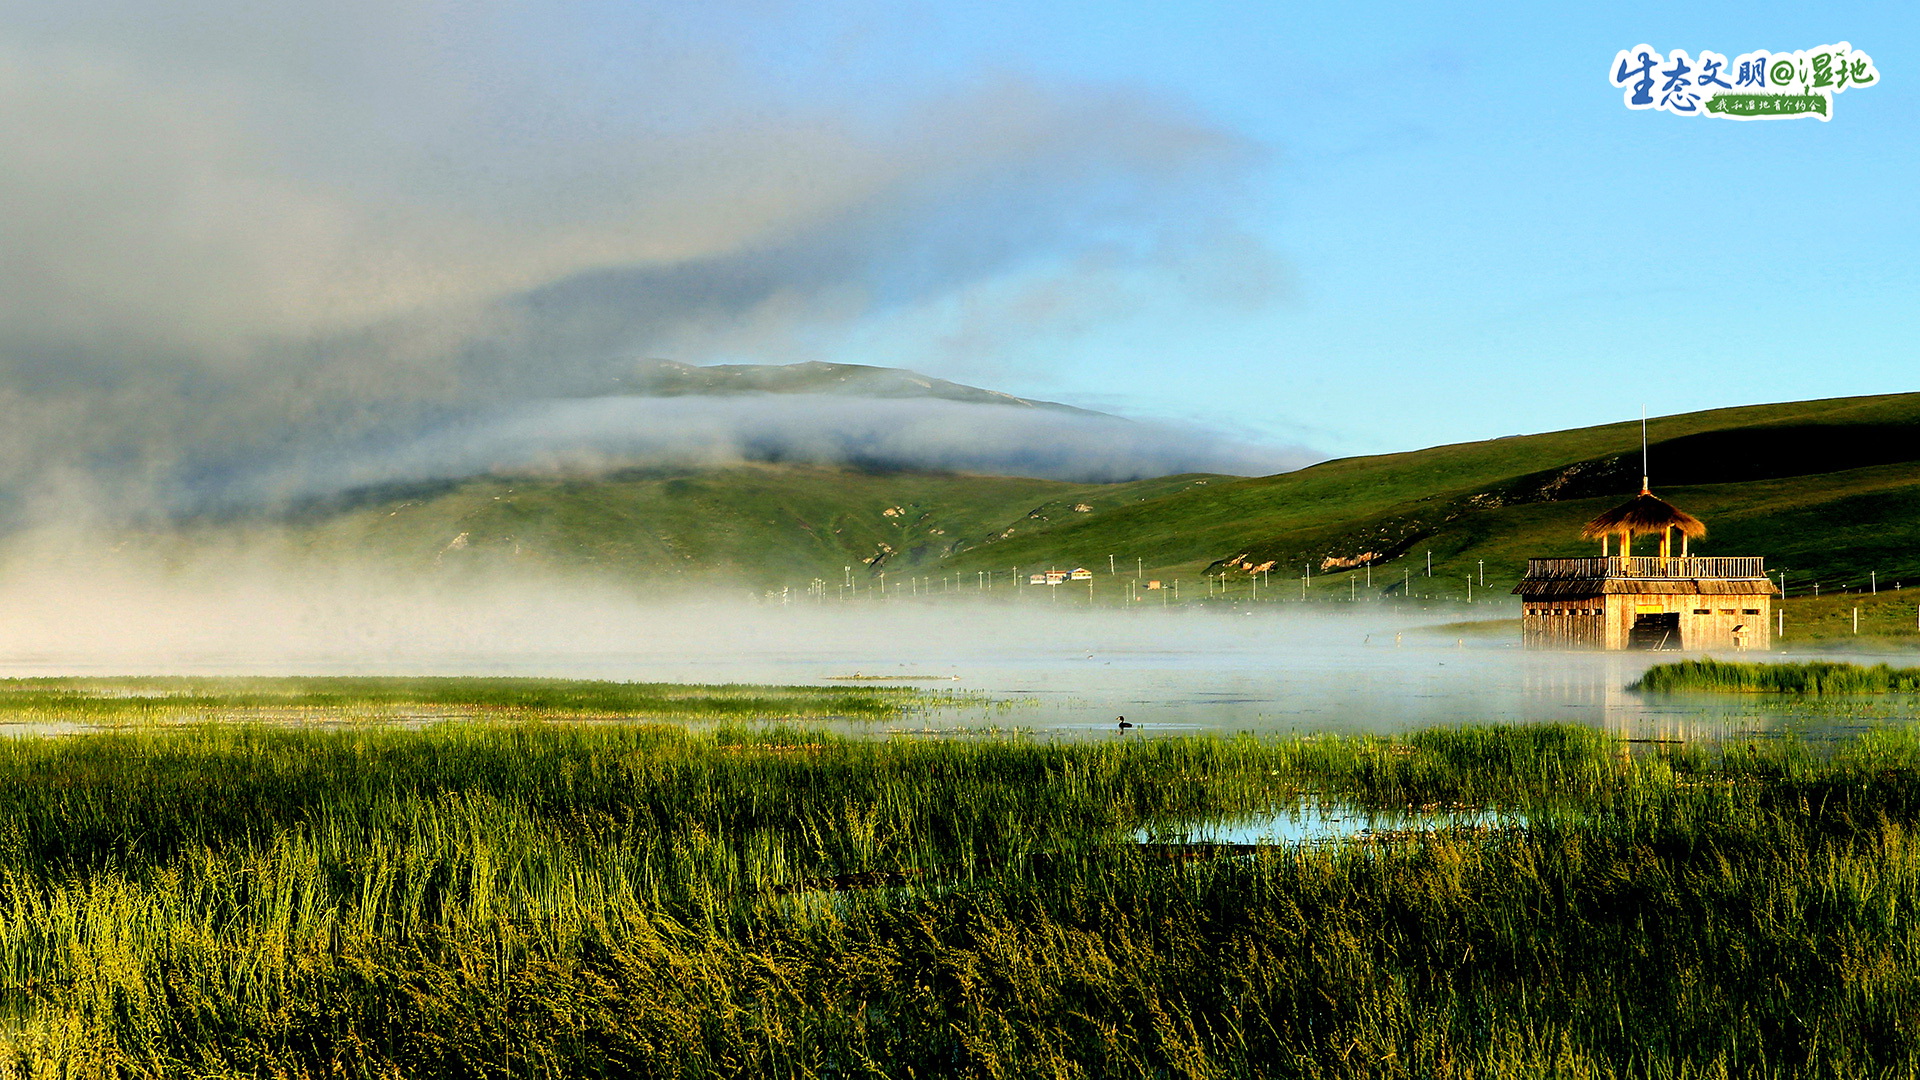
[1137,802,1518,847]
[0,602,1913,740]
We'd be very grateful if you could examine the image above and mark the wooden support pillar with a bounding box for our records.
[1659,527,1671,559]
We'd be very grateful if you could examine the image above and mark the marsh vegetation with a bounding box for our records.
[2,719,1919,1077]
[0,676,928,727]
[1636,658,1920,694]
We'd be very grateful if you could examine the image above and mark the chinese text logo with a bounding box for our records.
[1610,43,1878,121]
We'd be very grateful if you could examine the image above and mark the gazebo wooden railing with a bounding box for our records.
[1522,556,1767,581]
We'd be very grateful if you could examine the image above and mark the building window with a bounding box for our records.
[1742,608,1760,615]
[1692,609,1711,615]
[1719,609,1735,615]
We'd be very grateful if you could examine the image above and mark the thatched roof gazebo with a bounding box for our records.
[1514,418,1774,651]
[1580,488,1705,558]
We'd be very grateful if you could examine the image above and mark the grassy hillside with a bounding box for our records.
[940,391,1920,601]
[258,464,1217,587]
[1776,589,1920,645]
[198,391,1920,598]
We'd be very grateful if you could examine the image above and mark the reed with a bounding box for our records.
[1635,658,1920,694]
[1,721,1918,1077]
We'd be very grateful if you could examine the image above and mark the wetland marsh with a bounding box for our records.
[4,719,1920,1076]
[0,676,943,734]
[5,621,1920,1077]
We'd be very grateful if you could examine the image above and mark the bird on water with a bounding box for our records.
[1116,716,1134,730]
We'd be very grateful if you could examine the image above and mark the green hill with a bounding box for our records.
[257,465,1218,588]
[201,390,1920,598]
[939,391,1920,599]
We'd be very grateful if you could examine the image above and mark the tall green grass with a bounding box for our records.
[1636,658,1920,694]
[0,676,928,724]
[3,722,1920,1077]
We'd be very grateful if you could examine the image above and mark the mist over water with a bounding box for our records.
[0,541,1872,741]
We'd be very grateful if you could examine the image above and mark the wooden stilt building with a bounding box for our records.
[1514,484,1776,651]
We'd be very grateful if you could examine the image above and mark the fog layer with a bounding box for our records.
[220,396,1309,502]
[0,538,1790,744]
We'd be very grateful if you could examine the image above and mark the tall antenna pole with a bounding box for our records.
[1640,405,1650,495]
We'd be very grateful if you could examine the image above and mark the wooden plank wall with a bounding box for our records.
[1523,594,1773,651]
[1520,598,1608,649]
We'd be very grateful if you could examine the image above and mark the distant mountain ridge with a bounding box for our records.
[596,359,1101,415]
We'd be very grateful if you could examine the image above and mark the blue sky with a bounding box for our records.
[722,1,1918,457]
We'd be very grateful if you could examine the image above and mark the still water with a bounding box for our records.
[0,597,1912,740]
[680,604,1913,742]
[1134,802,1521,847]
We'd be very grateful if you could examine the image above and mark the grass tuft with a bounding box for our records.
[1635,659,1920,694]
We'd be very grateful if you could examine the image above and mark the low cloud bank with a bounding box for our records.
[0,0,1286,526]
[237,395,1320,502]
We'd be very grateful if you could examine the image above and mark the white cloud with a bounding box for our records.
[240,395,1317,502]
[0,2,1289,519]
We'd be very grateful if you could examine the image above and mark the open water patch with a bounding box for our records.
[1138,800,1521,848]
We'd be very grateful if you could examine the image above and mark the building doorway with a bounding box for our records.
[1628,612,1681,650]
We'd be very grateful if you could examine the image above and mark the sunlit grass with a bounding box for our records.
[1,721,1919,1075]
[1778,589,1920,643]
[1636,658,1920,694]
[0,675,932,725]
